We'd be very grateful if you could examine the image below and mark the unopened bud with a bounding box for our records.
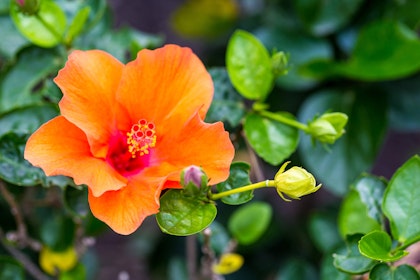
[274,161,321,201]
[271,51,289,76]
[308,112,348,144]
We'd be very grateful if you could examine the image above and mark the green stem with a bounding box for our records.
[259,110,309,132]
[209,180,275,200]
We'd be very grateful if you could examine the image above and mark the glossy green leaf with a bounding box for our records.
[206,67,246,129]
[338,189,381,237]
[216,162,253,205]
[65,6,91,44]
[370,263,420,280]
[294,0,363,36]
[226,30,274,100]
[244,112,299,165]
[256,26,332,90]
[298,90,387,196]
[40,211,75,251]
[383,155,420,245]
[353,175,386,225]
[10,0,67,47]
[156,189,217,236]
[0,256,24,280]
[0,104,58,136]
[308,211,342,253]
[0,132,71,187]
[302,21,420,81]
[0,47,60,112]
[228,201,272,245]
[358,230,408,262]
[64,186,89,218]
[333,234,377,274]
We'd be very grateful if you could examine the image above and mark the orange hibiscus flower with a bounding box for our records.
[24,45,234,235]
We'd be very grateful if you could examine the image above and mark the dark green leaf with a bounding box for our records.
[40,211,75,251]
[298,90,387,196]
[256,26,332,90]
[0,16,29,59]
[358,230,407,262]
[353,175,386,225]
[0,256,25,280]
[156,189,217,236]
[333,234,377,274]
[320,254,351,280]
[0,47,60,112]
[228,201,272,245]
[302,21,420,81]
[0,132,72,187]
[383,155,420,245]
[308,211,342,253]
[226,30,274,100]
[385,74,420,131]
[294,0,363,36]
[63,186,89,217]
[370,263,420,280]
[244,112,299,165]
[10,0,67,47]
[0,104,58,136]
[198,221,230,256]
[76,26,163,63]
[206,67,246,128]
[275,258,317,280]
[216,162,253,205]
[338,189,381,237]
[168,257,188,280]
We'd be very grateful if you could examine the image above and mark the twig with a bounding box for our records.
[0,181,41,251]
[0,228,50,280]
[186,235,197,280]
[0,181,27,243]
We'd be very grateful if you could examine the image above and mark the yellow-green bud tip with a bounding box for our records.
[274,161,321,201]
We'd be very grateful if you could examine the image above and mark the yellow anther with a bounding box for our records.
[126,120,156,158]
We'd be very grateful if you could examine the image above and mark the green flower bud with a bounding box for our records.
[14,0,41,15]
[308,112,348,144]
[271,51,289,76]
[274,161,321,201]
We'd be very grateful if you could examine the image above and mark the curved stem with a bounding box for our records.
[209,180,275,200]
[259,110,309,132]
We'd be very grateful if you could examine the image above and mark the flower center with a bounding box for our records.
[126,119,157,158]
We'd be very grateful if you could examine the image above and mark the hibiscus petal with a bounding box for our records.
[55,50,128,158]
[24,116,127,196]
[116,44,213,134]
[153,113,234,185]
[88,176,164,235]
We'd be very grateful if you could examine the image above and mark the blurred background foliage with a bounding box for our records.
[1,0,420,279]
